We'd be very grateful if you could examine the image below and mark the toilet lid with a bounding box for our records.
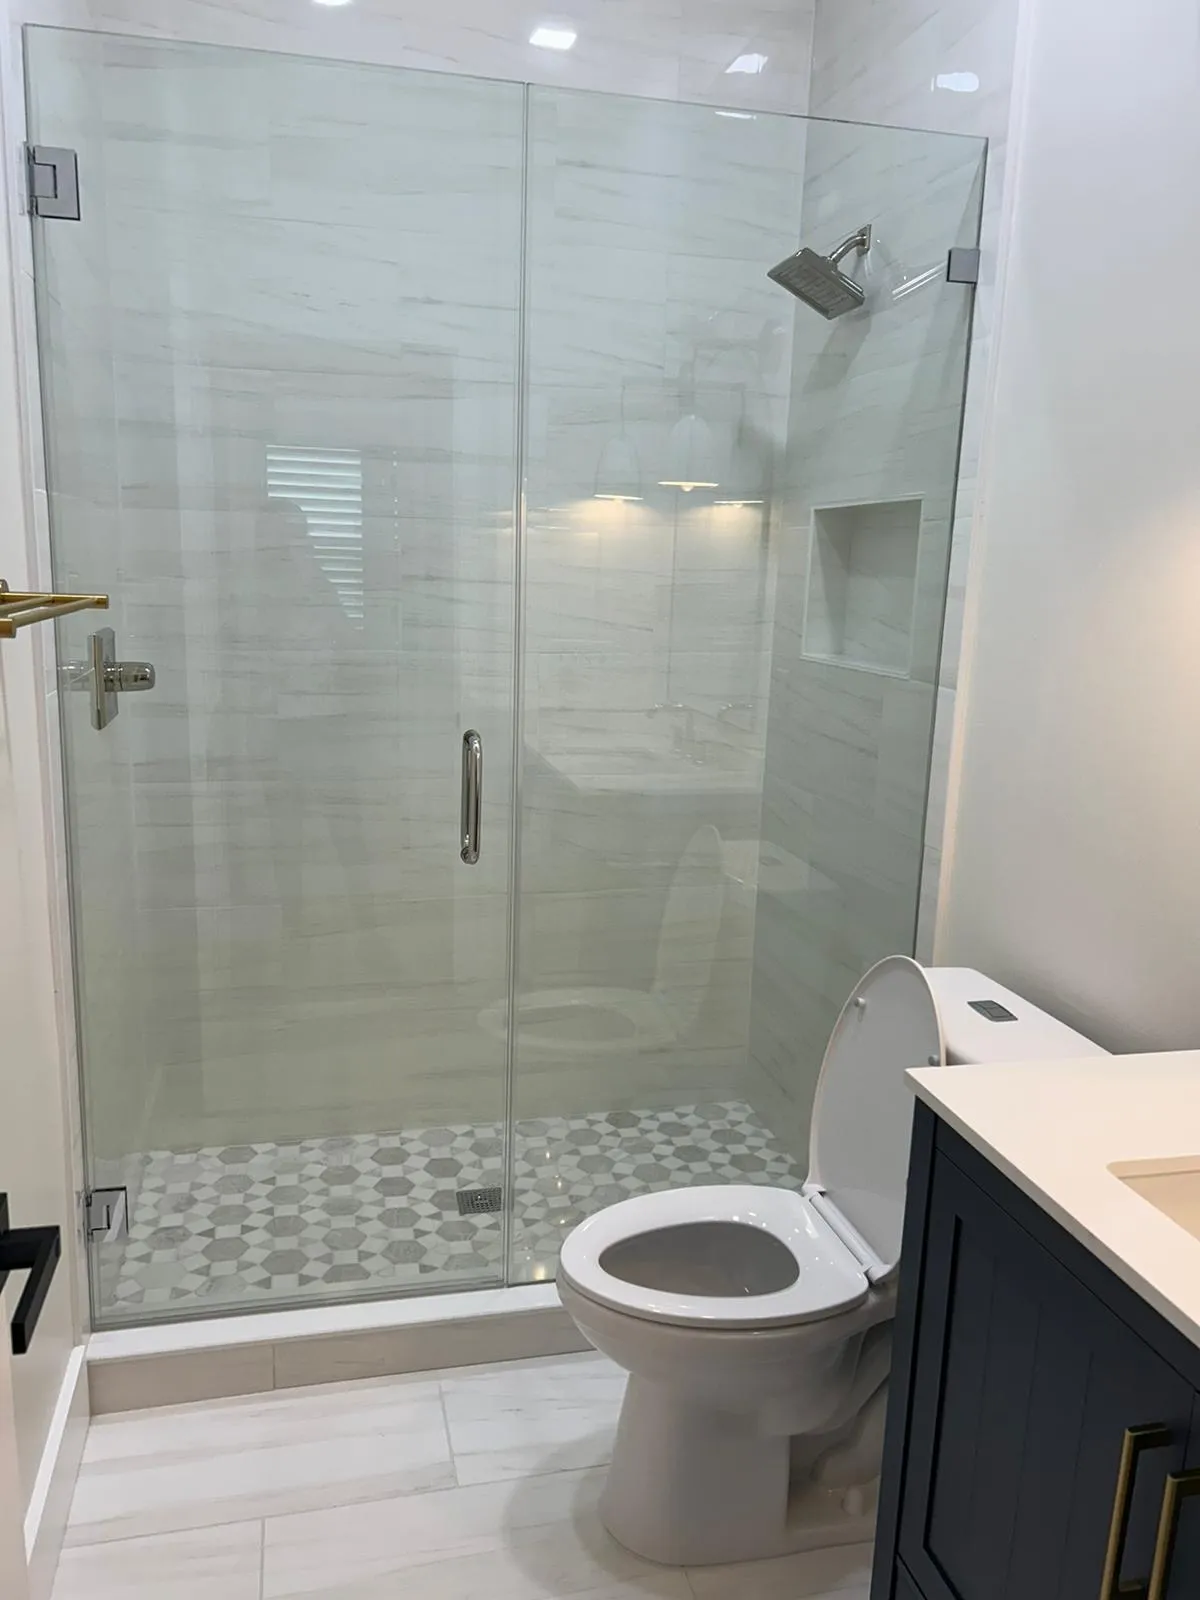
[807,955,943,1278]
[558,1185,870,1329]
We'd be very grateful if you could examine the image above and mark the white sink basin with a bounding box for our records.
[1111,1156,1200,1243]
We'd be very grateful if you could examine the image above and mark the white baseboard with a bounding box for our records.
[24,1344,88,1600]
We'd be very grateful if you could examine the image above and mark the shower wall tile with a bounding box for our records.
[511,82,803,1136]
[747,120,986,1163]
[24,34,527,1156]
[807,0,1022,959]
[18,0,816,116]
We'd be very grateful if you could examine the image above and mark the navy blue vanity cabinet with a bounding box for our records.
[872,1105,1200,1600]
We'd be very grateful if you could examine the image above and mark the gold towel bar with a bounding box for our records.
[0,580,109,638]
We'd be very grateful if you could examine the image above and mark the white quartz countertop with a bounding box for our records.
[907,1051,1200,1350]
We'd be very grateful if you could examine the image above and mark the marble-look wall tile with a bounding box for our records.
[807,0,1022,960]
[511,83,803,1158]
[747,119,984,1163]
[19,0,816,115]
[28,30,527,1162]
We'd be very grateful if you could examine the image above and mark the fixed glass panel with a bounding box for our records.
[27,29,525,1322]
[753,118,985,1162]
[511,89,984,1279]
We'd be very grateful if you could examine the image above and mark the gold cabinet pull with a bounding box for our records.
[1101,1425,1172,1600]
[1146,1468,1200,1600]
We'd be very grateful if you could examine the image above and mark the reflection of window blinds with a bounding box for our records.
[266,446,364,625]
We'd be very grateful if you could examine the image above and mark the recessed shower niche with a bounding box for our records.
[801,497,922,676]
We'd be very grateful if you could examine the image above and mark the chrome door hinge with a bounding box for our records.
[25,144,80,220]
[84,1186,128,1242]
[946,246,980,285]
[72,628,157,730]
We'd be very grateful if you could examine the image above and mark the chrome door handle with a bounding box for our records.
[461,730,482,864]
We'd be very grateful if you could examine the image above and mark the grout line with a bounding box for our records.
[61,1510,268,1552]
[437,1379,461,1488]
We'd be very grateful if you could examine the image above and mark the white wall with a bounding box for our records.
[939,0,1200,1052]
[0,5,88,1591]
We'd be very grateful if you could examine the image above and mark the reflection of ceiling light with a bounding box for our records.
[659,413,720,491]
[530,25,577,48]
[716,110,756,120]
[726,52,768,74]
[934,71,979,91]
[313,0,354,7]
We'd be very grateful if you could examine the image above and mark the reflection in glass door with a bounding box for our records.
[27,29,525,1322]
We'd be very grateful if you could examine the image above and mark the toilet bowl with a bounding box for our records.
[558,957,1108,1567]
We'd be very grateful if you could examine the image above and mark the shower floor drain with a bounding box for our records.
[456,1186,503,1216]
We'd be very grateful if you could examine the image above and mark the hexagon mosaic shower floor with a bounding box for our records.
[104,1100,800,1314]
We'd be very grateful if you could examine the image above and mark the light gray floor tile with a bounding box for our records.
[53,1520,263,1600]
[60,1349,876,1600]
[440,1352,625,1485]
[261,1466,686,1599]
[67,1373,453,1543]
[686,1542,874,1599]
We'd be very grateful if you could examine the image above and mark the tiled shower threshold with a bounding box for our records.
[85,1281,591,1412]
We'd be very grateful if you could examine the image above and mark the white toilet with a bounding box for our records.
[558,956,1107,1567]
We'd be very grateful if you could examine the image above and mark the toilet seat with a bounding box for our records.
[558,956,943,1335]
[558,1185,870,1329]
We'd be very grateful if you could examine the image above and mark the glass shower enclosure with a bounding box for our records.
[25,27,985,1326]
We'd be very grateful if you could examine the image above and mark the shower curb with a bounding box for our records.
[84,1284,588,1414]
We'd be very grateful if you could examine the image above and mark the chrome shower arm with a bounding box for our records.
[828,225,872,266]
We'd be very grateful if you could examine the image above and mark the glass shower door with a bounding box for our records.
[509,89,984,1280]
[26,29,525,1323]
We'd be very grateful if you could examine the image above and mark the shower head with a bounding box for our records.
[767,224,872,318]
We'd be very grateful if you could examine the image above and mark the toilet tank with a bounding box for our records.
[925,967,1108,1064]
